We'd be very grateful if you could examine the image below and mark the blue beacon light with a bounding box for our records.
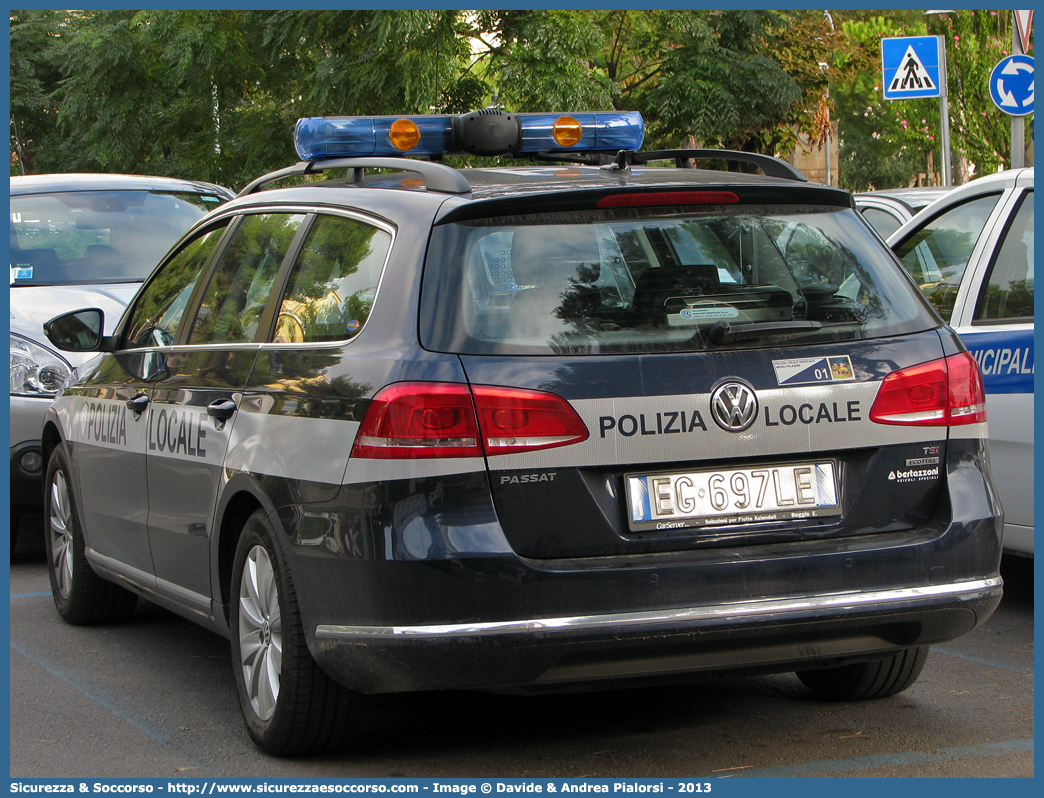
[294,111,645,160]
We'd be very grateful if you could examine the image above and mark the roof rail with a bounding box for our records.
[633,150,808,182]
[237,157,471,197]
[525,149,808,182]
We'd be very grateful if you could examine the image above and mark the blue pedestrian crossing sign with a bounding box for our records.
[882,36,942,100]
[989,55,1034,117]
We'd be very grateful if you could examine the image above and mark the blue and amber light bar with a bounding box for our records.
[293,111,645,160]
[517,112,644,153]
[294,116,455,159]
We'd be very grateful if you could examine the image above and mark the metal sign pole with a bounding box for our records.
[824,101,831,186]
[937,35,952,185]
[882,33,951,182]
[1011,14,1025,169]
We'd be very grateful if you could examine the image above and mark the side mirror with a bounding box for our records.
[43,308,114,352]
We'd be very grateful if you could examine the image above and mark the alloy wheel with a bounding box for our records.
[238,544,283,721]
[48,470,74,600]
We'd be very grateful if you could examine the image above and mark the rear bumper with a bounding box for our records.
[309,577,1001,693]
[277,438,1003,695]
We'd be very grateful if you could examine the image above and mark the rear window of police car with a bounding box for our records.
[420,204,936,355]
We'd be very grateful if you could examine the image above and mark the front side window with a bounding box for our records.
[892,193,1001,321]
[421,205,936,356]
[188,213,306,345]
[10,190,226,287]
[123,223,228,348]
[274,214,392,344]
[975,191,1033,323]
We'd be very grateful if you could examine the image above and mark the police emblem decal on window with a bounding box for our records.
[772,355,856,386]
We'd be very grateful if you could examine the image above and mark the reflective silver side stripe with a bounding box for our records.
[314,577,1002,640]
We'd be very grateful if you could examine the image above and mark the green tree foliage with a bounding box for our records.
[473,10,816,156]
[944,10,1017,174]
[11,10,477,188]
[830,14,933,191]
[13,9,1018,191]
[472,10,614,111]
[761,12,845,156]
[20,10,279,186]
[830,10,1029,191]
[261,10,480,116]
[10,9,66,174]
[641,11,803,152]
[9,9,836,184]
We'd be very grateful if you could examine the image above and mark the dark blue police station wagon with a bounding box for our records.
[41,110,1003,755]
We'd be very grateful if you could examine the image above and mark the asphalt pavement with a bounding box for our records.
[8,512,1034,779]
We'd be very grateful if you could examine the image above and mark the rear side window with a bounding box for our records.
[892,193,1001,321]
[188,213,306,345]
[975,191,1033,323]
[420,205,936,355]
[859,207,903,239]
[123,222,228,348]
[274,214,392,344]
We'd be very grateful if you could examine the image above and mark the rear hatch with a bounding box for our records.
[420,184,977,559]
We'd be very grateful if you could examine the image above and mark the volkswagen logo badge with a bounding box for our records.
[710,381,758,432]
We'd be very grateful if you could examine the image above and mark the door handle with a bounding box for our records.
[126,393,150,415]
[206,398,238,421]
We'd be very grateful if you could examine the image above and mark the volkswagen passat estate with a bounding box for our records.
[40,110,1003,755]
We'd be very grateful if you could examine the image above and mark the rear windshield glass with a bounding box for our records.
[10,190,226,287]
[420,205,936,355]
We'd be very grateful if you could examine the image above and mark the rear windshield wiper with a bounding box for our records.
[707,319,823,345]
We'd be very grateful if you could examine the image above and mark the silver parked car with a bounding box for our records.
[10,173,233,549]
[888,167,1034,557]
[854,186,951,239]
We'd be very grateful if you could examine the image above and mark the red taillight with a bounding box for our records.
[350,383,481,459]
[869,352,986,426]
[597,191,739,208]
[472,385,589,455]
[350,382,589,459]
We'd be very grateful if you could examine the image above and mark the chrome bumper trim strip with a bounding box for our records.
[316,577,1002,640]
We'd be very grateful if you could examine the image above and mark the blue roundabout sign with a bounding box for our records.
[989,55,1034,117]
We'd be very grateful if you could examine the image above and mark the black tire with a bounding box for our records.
[797,646,929,701]
[10,510,19,556]
[43,442,138,625]
[230,509,360,756]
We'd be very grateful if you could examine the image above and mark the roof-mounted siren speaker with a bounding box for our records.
[455,109,522,157]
